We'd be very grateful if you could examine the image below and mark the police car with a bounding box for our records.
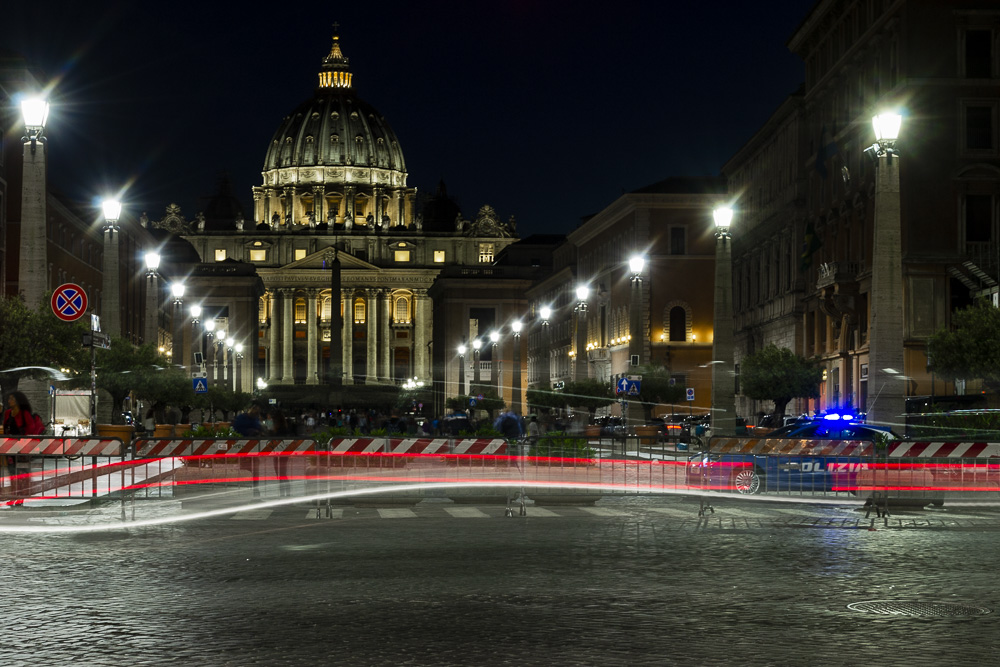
[687,413,902,495]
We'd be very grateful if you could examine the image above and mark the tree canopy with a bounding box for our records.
[563,378,615,419]
[633,364,686,422]
[0,294,88,399]
[739,344,822,421]
[928,300,1000,391]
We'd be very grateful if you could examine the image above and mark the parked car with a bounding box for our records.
[687,414,906,495]
[590,416,626,438]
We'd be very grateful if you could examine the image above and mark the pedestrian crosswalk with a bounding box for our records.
[232,503,701,521]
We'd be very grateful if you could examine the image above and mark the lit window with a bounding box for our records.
[214,249,226,261]
[250,249,266,262]
[294,248,307,261]
[433,250,446,263]
[394,250,411,262]
[354,299,366,324]
[294,298,306,324]
[478,243,494,263]
[394,297,410,323]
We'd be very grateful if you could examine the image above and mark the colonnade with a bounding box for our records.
[263,286,429,385]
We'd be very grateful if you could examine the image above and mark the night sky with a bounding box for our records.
[3,0,815,237]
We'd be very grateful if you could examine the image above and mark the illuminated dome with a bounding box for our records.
[253,31,414,229]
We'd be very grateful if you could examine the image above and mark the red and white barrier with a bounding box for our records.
[708,437,1000,460]
[133,437,510,459]
[0,437,123,457]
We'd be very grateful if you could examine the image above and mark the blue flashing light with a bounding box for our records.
[823,413,841,421]
[822,411,860,422]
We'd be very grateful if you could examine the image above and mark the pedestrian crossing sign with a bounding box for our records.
[193,378,208,394]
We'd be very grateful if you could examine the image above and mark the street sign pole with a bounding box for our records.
[90,315,98,436]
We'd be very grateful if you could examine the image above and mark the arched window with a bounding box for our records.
[354,298,366,324]
[321,296,331,321]
[669,306,687,342]
[394,296,410,323]
[294,298,306,324]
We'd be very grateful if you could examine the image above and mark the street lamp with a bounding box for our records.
[539,306,552,390]
[144,252,161,346]
[865,111,904,427]
[170,281,185,368]
[628,255,645,368]
[472,338,482,388]
[18,98,49,310]
[711,206,736,437]
[226,336,235,387]
[234,343,244,393]
[204,319,217,385]
[457,343,467,397]
[511,320,523,414]
[490,330,501,396]
[574,285,589,380]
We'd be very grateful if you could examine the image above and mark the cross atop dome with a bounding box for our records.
[319,25,352,89]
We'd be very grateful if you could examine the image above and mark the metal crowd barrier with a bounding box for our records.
[0,436,127,508]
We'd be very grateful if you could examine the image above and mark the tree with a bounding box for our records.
[928,300,1000,392]
[86,339,166,425]
[633,364,686,423]
[563,378,615,420]
[526,387,566,415]
[740,344,822,423]
[0,294,88,399]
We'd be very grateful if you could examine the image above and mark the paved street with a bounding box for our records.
[2,495,999,665]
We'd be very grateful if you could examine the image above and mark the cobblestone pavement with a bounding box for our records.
[2,495,1000,666]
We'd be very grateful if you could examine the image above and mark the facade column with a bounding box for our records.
[306,289,319,385]
[313,185,325,223]
[413,289,428,381]
[345,186,355,228]
[366,288,378,383]
[396,191,405,227]
[281,288,294,383]
[379,290,391,382]
[268,290,281,381]
[373,187,383,226]
[342,288,354,383]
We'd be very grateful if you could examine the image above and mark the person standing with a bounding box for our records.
[232,403,264,497]
[269,410,293,497]
[3,392,45,492]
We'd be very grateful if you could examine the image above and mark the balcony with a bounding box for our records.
[588,347,609,362]
[816,261,860,290]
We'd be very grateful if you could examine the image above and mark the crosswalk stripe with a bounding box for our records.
[306,509,344,519]
[231,509,273,520]
[523,507,559,517]
[444,507,490,518]
[377,508,417,519]
[579,507,627,516]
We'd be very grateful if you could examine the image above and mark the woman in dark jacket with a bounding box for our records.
[3,391,44,490]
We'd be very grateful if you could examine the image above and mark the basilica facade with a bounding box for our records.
[151,32,517,399]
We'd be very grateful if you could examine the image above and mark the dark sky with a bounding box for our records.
[3,0,815,237]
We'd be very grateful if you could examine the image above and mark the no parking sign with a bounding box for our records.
[51,284,88,322]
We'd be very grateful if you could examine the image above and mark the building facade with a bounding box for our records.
[727,0,1000,422]
[177,33,518,404]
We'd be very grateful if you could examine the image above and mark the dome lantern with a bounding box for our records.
[318,26,353,90]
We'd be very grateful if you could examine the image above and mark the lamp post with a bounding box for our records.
[539,306,552,390]
[472,338,482,389]
[712,206,736,437]
[215,328,226,388]
[511,320,523,414]
[101,199,123,338]
[457,343,467,398]
[144,252,161,346]
[190,305,203,378]
[204,320,217,386]
[226,336,235,388]
[628,255,645,368]
[18,98,49,310]
[170,281,185,368]
[234,343,244,393]
[574,285,589,381]
[865,111,905,427]
[490,330,501,396]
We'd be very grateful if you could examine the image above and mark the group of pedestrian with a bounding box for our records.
[2,392,45,490]
[232,403,294,497]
